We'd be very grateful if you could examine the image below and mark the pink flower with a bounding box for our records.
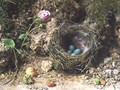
[37,10,51,22]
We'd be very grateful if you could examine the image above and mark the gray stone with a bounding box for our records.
[112,61,116,67]
[105,69,112,76]
[104,57,112,64]
[113,69,119,75]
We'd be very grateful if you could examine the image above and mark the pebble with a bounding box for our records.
[113,69,119,75]
[112,53,120,58]
[0,74,5,80]
[104,57,112,64]
[112,61,116,67]
[111,80,117,84]
[115,77,120,81]
[40,87,48,90]
[105,69,119,76]
[105,69,112,76]
[119,29,120,32]
[88,68,94,74]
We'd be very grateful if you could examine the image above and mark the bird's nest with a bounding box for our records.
[47,24,100,72]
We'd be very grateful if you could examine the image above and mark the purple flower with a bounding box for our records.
[37,10,51,22]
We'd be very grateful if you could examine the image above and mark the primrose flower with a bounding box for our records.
[37,10,51,22]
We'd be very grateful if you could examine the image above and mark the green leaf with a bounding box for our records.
[18,34,27,39]
[22,42,29,46]
[34,16,41,21]
[94,78,100,85]
[3,38,15,48]
[39,24,43,28]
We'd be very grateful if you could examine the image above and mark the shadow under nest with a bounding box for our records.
[47,24,100,73]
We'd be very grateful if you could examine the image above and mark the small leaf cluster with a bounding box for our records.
[3,34,28,54]
[23,74,34,85]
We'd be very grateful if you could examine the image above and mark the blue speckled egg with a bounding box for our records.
[73,49,81,55]
[67,50,73,54]
[69,45,75,51]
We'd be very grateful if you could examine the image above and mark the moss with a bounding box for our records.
[0,0,8,31]
[84,0,120,25]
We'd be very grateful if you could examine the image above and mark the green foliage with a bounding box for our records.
[94,78,100,85]
[22,42,29,47]
[15,48,22,54]
[23,74,34,85]
[18,34,27,40]
[3,38,15,48]
[3,38,23,54]
[53,59,62,70]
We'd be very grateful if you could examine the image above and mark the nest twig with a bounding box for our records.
[46,24,100,72]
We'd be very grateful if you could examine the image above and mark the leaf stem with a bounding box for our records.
[12,48,18,71]
[20,19,38,49]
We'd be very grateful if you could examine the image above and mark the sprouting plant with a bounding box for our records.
[3,38,22,71]
[3,38,22,54]
[19,10,51,49]
[23,74,34,85]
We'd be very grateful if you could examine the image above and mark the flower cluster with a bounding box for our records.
[37,10,51,22]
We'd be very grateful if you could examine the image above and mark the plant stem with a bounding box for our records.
[12,48,18,71]
[20,19,38,49]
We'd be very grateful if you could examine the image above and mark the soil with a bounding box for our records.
[0,0,120,90]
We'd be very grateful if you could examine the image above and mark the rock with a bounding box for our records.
[105,69,112,76]
[116,14,120,21]
[41,60,53,72]
[111,80,117,84]
[115,76,120,81]
[104,57,112,64]
[112,53,120,59]
[88,68,94,74]
[112,61,116,67]
[0,74,5,80]
[113,69,119,75]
